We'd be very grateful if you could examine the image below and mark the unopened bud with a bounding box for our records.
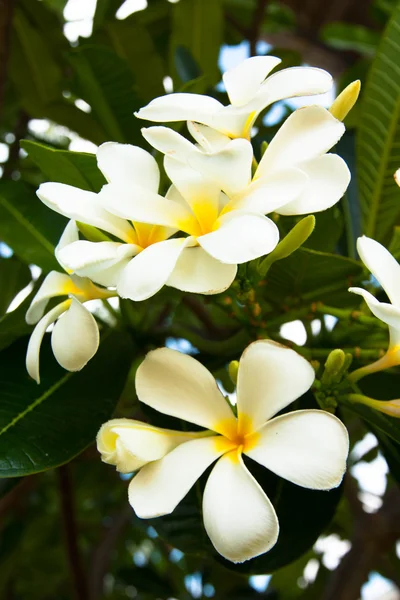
[77,222,112,243]
[330,80,361,121]
[228,360,239,385]
[322,349,346,385]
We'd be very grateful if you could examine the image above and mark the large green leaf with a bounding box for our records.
[68,45,142,144]
[21,140,106,192]
[0,181,66,271]
[357,1,400,243]
[261,247,363,308]
[0,331,133,478]
[170,0,223,84]
[0,257,31,318]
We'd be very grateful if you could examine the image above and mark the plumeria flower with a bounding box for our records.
[136,55,333,141]
[97,340,349,563]
[141,105,350,216]
[37,144,238,301]
[349,236,400,380]
[26,227,115,383]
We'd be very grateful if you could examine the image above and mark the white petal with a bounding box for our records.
[167,246,237,294]
[135,93,223,124]
[223,56,282,107]
[37,182,134,242]
[246,410,349,490]
[256,106,345,177]
[51,297,99,372]
[229,168,307,215]
[128,436,224,518]
[348,287,400,329]
[141,126,195,161]
[55,220,79,270]
[164,156,221,228]
[250,66,333,113]
[117,237,193,301]
[99,183,196,233]
[136,347,238,434]
[236,340,315,430]
[58,240,139,287]
[187,121,231,152]
[276,154,351,215]
[203,452,279,563]
[198,213,279,264]
[97,142,160,191]
[97,418,204,473]
[357,236,400,306]
[188,138,253,196]
[26,271,81,325]
[26,300,70,383]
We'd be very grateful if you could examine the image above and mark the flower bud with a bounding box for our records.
[329,80,360,122]
[321,349,346,385]
[228,360,239,385]
[77,221,112,242]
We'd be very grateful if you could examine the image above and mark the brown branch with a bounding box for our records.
[59,465,88,600]
[249,0,268,56]
[323,486,400,600]
[0,0,16,122]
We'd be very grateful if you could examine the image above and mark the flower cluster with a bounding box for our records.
[26,56,361,563]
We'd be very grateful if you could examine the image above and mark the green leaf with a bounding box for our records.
[68,45,142,144]
[345,400,400,444]
[21,140,106,192]
[262,247,363,308]
[0,331,133,478]
[357,1,400,243]
[0,180,66,271]
[0,257,31,318]
[321,22,379,56]
[0,284,37,352]
[170,0,222,84]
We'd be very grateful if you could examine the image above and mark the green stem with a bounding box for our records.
[313,303,386,329]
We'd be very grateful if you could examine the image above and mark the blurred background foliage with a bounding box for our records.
[1,0,400,599]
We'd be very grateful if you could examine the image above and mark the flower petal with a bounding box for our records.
[198,213,279,264]
[26,300,70,383]
[250,66,333,113]
[58,240,139,287]
[136,347,238,434]
[99,183,197,233]
[203,452,279,563]
[117,237,194,301]
[128,436,225,518]
[135,93,223,124]
[37,182,134,242]
[51,297,99,372]
[276,154,351,215]
[236,340,315,430]
[229,168,307,215]
[167,246,237,294]
[187,121,231,152]
[141,126,195,161]
[97,418,204,473]
[55,220,79,271]
[246,409,349,490]
[348,287,400,329]
[26,271,81,325]
[188,138,253,196]
[256,106,345,178]
[97,142,160,191]
[223,56,282,107]
[357,236,400,306]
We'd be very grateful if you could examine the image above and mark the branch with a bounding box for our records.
[59,465,88,600]
[0,0,16,121]
[323,486,400,600]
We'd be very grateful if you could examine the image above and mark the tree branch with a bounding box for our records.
[59,465,88,600]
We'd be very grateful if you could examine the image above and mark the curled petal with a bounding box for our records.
[26,272,80,325]
[357,236,400,306]
[55,220,79,270]
[223,56,282,107]
[135,93,223,124]
[348,287,400,330]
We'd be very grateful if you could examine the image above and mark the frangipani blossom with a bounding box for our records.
[141,105,350,216]
[26,228,114,383]
[37,143,237,301]
[97,340,349,563]
[349,236,400,379]
[136,55,333,140]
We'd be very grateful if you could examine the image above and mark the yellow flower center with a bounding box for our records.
[214,414,260,461]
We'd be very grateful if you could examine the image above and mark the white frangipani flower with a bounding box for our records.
[97,340,349,563]
[141,105,350,216]
[349,236,400,378]
[26,235,114,384]
[136,56,333,140]
[37,143,238,301]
